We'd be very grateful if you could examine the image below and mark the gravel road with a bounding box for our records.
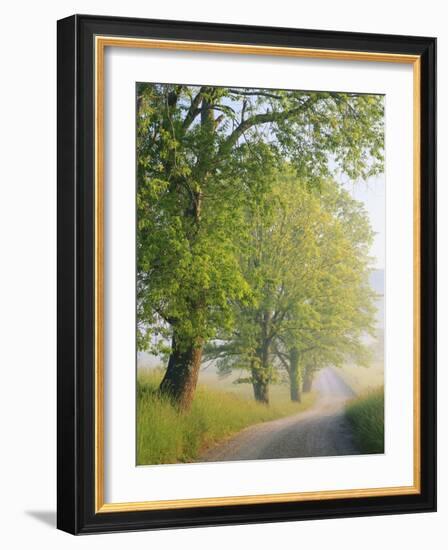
[199,367,358,462]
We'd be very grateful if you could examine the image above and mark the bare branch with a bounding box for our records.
[182,87,207,130]
[228,89,284,100]
[218,97,314,157]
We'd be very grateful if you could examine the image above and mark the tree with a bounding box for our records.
[137,84,384,410]
[275,178,377,401]
[209,172,376,404]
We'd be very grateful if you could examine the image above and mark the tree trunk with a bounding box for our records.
[251,311,272,404]
[251,365,269,404]
[159,333,203,411]
[302,364,314,393]
[288,347,301,402]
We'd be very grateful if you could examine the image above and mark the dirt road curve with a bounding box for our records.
[199,367,358,462]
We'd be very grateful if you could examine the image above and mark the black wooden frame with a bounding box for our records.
[57,14,436,535]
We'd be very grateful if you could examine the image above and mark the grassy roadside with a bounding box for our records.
[137,369,315,465]
[345,387,384,454]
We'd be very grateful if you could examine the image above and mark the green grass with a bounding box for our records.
[137,369,315,465]
[345,387,384,454]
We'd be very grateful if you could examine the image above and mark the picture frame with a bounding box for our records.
[57,14,436,534]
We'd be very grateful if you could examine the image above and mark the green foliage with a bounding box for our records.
[136,84,384,363]
[345,387,385,454]
[137,369,314,464]
[208,168,377,387]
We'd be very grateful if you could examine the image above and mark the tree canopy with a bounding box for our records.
[136,83,384,409]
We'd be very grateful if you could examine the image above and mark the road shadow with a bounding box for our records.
[26,510,56,528]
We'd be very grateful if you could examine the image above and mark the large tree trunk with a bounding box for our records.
[302,364,314,393]
[288,347,301,402]
[159,333,203,411]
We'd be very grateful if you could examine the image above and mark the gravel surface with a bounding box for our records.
[199,367,358,462]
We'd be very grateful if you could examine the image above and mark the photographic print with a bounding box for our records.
[136,83,385,466]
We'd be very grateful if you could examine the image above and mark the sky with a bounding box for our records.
[343,174,385,270]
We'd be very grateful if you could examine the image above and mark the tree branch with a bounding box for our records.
[218,97,314,157]
[272,344,290,372]
[228,89,284,100]
[182,87,207,130]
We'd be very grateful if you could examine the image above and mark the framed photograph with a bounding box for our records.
[57,14,436,534]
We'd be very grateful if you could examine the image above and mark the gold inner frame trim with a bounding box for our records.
[94,35,421,513]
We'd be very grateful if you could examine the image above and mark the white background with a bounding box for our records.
[0,1,443,548]
[105,48,414,503]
